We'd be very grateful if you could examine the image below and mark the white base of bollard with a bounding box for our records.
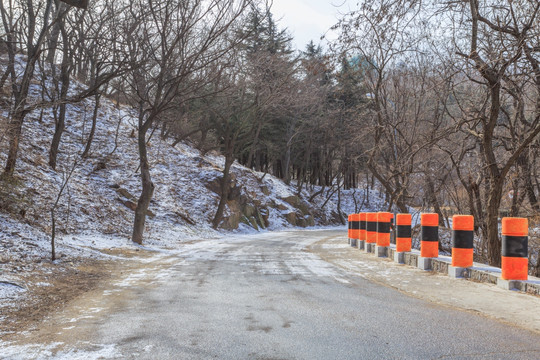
[375,245,388,257]
[357,240,365,250]
[394,251,405,264]
[365,243,375,253]
[448,266,469,278]
[350,239,357,247]
[497,278,527,291]
[418,257,432,270]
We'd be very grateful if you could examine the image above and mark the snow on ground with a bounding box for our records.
[2,53,537,330]
[0,341,121,360]
[0,53,369,317]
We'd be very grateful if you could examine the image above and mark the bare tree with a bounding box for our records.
[50,155,79,261]
[59,0,87,9]
[206,50,296,229]
[1,0,55,176]
[121,0,253,243]
[0,0,123,175]
[445,0,540,266]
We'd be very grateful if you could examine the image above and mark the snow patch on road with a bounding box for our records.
[0,341,120,360]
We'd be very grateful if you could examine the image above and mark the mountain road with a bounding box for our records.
[2,229,540,359]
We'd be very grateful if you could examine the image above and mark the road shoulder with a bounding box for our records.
[308,234,540,334]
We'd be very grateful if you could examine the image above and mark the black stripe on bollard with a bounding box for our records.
[502,235,528,258]
[377,222,391,233]
[351,221,360,230]
[396,225,411,238]
[360,221,366,230]
[421,226,438,242]
[367,221,377,232]
[452,230,473,249]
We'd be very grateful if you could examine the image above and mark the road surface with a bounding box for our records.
[2,229,540,359]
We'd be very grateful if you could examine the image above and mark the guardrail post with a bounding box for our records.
[497,217,529,290]
[394,213,411,263]
[376,212,392,257]
[448,215,474,278]
[418,213,439,270]
[350,213,359,247]
[501,217,528,281]
[365,212,377,253]
[358,212,366,250]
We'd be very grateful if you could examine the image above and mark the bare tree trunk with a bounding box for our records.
[485,179,503,267]
[5,58,39,174]
[46,2,66,65]
[426,175,445,227]
[510,176,520,217]
[284,147,291,185]
[0,66,10,89]
[246,120,262,168]
[518,153,540,212]
[82,93,101,158]
[132,110,155,244]
[367,162,408,213]
[3,0,54,176]
[49,106,66,170]
[50,156,79,261]
[49,46,70,169]
[336,180,345,224]
[50,208,56,261]
[213,150,234,229]
[5,110,25,176]
[536,255,540,278]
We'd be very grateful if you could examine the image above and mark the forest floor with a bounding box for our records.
[0,246,152,338]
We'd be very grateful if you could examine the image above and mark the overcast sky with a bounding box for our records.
[270,0,352,52]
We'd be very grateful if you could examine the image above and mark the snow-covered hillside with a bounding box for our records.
[0,54,392,258]
[0,54,388,331]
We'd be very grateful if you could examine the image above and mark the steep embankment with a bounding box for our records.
[0,54,381,267]
[0,88,351,246]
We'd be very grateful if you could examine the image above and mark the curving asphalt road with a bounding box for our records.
[3,229,540,359]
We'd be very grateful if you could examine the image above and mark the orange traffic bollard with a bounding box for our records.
[366,213,377,243]
[348,214,352,244]
[420,213,439,258]
[451,215,474,268]
[396,214,412,252]
[376,212,392,247]
[358,212,366,250]
[350,213,360,247]
[366,212,377,252]
[359,212,366,242]
[501,217,528,281]
[376,212,392,257]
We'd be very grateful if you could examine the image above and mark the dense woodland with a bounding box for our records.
[0,0,539,269]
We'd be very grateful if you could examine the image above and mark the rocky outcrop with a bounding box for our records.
[201,171,326,230]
